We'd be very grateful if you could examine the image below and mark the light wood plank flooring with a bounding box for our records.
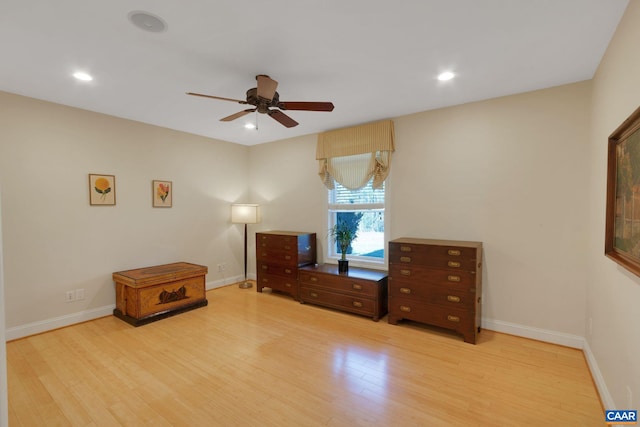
[7,284,604,426]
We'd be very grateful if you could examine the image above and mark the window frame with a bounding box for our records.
[326,179,389,268]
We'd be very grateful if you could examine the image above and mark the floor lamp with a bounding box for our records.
[231,204,260,289]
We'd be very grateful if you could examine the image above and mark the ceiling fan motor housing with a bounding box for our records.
[246,87,279,114]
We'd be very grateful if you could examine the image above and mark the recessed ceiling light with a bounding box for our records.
[128,11,167,33]
[437,71,455,81]
[73,72,93,81]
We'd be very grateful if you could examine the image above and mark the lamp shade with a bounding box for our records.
[231,204,261,224]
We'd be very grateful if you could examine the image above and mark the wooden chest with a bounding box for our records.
[113,262,208,326]
[299,264,388,321]
[388,238,482,344]
[256,231,316,300]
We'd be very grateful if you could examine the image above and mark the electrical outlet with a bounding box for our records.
[217,263,226,272]
[65,291,75,302]
[627,386,633,408]
[76,288,85,301]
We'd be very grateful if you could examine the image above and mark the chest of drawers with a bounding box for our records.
[256,231,316,300]
[113,262,208,326]
[388,238,482,344]
[299,264,388,321]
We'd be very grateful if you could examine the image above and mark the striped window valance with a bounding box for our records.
[316,120,395,190]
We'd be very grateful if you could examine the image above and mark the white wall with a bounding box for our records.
[588,0,640,411]
[249,82,592,346]
[392,82,592,343]
[0,188,8,427]
[0,91,249,338]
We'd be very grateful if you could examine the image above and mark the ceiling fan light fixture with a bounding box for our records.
[244,123,256,130]
[437,71,456,81]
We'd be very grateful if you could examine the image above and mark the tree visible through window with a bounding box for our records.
[328,179,385,261]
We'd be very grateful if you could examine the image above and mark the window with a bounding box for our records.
[328,178,386,263]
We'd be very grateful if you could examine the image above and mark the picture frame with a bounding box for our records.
[89,174,116,206]
[605,105,640,277]
[152,180,172,208]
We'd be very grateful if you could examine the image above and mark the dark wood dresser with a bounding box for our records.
[299,264,388,321]
[388,238,483,344]
[256,231,316,300]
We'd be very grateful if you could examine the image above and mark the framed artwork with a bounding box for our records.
[89,174,116,206]
[605,105,640,277]
[153,180,172,208]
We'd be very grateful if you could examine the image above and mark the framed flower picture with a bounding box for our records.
[89,174,116,205]
[153,180,172,207]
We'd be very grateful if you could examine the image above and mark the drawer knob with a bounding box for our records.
[448,249,461,256]
[261,236,267,240]
[261,265,268,270]
[400,246,412,252]
[400,305,411,313]
[352,283,362,290]
[448,261,461,268]
[399,287,412,294]
[284,255,292,260]
[284,245,291,250]
[261,243,267,247]
[400,256,412,263]
[285,283,292,288]
[310,292,318,298]
[262,278,269,283]
[447,315,460,322]
[284,269,292,274]
[447,275,461,282]
[447,295,461,303]
[352,301,363,308]
[310,276,318,282]
[400,269,411,276]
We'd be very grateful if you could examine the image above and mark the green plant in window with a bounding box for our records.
[329,219,358,261]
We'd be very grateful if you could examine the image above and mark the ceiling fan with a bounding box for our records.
[187,75,334,128]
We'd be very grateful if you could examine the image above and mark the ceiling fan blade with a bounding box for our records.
[268,110,299,128]
[277,101,334,112]
[187,92,247,104]
[256,75,278,101]
[220,109,256,122]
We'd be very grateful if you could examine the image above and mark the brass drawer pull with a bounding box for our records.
[448,249,461,256]
[352,283,362,290]
[284,245,291,250]
[399,287,412,294]
[400,269,411,276]
[310,292,318,298]
[400,256,412,263]
[447,315,460,322]
[400,305,411,313]
[400,246,412,252]
[262,278,269,283]
[261,243,267,247]
[261,252,268,257]
[285,283,292,288]
[310,276,318,282]
[284,269,292,274]
[261,265,268,270]
[447,275,461,282]
[284,255,292,260]
[448,261,461,268]
[447,295,461,303]
[352,301,363,308]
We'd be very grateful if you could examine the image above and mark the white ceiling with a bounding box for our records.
[0,1,629,146]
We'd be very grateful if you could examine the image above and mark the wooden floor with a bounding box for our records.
[7,284,604,426]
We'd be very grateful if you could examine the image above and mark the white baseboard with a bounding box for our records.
[5,276,246,341]
[5,305,115,341]
[583,341,616,410]
[482,317,585,349]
